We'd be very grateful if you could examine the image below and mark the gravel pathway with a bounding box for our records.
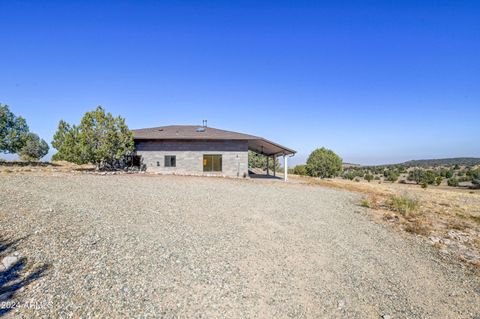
[0,174,479,318]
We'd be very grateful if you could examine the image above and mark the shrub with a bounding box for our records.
[364,174,374,182]
[292,164,307,176]
[420,181,428,189]
[408,169,437,185]
[0,104,29,154]
[385,171,399,182]
[387,195,420,217]
[435,176,443,186]
[360,199,370,208]
[18,133,49,161]
[447,178,459,187]
[342,172,356,180]
[249,150,281,171]
[306,147,342,178]
[52,106,134,169]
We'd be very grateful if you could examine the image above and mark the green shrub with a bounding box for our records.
[292,164,307,176]
[408,169,438,185]
[388,195,420,217]
[420,181,428,189]
[386,171,399,182]
[52,106,134,169]
[0,104,29,154]
[18,133,49,161]
[364,174,374,182]
[343,172,355,180]
[249,150,281,171]
[435,176,443,186]
[360,199,370,208]
[306,147,342,178]
[447,178,459,187]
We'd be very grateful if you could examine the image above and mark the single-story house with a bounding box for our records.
[132,124,295,180]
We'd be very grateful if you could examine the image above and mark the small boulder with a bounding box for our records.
[2,256,19,271]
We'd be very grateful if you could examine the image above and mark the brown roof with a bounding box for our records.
[132,125,295,156]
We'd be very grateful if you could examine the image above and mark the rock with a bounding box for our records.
[382,315,392,319]
[2,256,19,271]
[337,300,345,310]
[385,215,399,222]
[447,230,471,243]
[428,236,441,245]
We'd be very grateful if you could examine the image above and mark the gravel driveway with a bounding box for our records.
[1,174,479,318]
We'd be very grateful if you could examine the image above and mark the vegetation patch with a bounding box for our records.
[360,198,371,208]
[387,195,420,217]
[404,218,432,236]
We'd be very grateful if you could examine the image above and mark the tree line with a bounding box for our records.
[1,104,134,169]
[3,103,479,187]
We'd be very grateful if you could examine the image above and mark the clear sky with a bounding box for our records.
[1,0,479,165]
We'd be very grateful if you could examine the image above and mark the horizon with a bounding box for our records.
[1,1,479,166]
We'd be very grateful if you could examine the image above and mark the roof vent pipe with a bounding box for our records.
[202,120,208,127]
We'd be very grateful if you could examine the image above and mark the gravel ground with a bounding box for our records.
[1,173,479,318]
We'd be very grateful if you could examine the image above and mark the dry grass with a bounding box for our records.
[0,161,95,175]
[387,195,420,218]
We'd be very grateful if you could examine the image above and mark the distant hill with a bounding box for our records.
[401,157,480,168]
[343,162,361,168]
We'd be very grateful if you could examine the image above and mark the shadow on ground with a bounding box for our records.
[0,236,50,317]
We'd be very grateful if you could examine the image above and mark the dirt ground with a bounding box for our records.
[1,172,479,318]
[293,176,480,269]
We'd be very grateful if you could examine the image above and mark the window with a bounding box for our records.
[203,154,222,172]
[156,161,160,167]
[164,155,176,167]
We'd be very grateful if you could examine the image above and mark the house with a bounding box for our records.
[132,124,295,180]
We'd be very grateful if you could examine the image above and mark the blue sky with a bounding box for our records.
[1,0,479,165]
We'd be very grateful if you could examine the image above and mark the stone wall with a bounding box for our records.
[134,139,249,178]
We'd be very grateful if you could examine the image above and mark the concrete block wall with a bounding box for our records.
[135,139,249,178]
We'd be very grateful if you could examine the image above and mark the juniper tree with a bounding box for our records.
[0,104,29,154]
[306,147,342,178]
[52,106,134,169]
[18,133,49,161]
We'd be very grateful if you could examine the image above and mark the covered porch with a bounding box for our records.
[247,138,296,181]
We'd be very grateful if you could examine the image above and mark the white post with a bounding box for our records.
[284,155,288,181]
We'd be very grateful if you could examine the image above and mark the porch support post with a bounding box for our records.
[273,155,276,177]
[266,155,269,176]
[284,154,288,181]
